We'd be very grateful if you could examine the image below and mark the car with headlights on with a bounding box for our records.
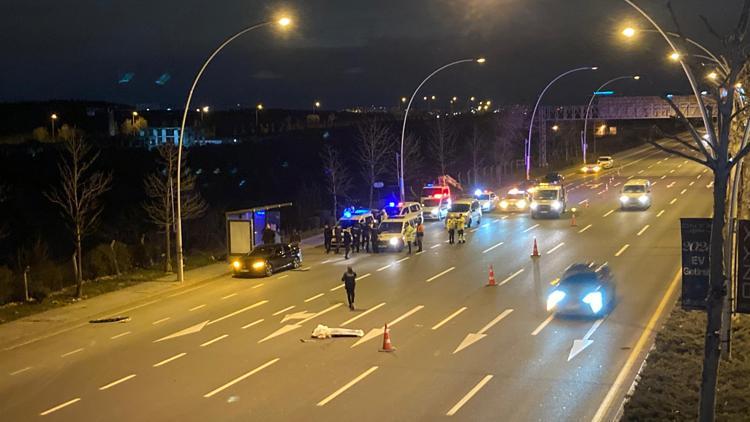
[447,199,482,227]
[580,163,601,174]
[597,156,614,169]
[498,188,529,212]
[530,183,566,219]
[619,179,651,210]
[546,263,616,316]
[377,216,420,251]
[474,189,499,212]
[231,243,301,277]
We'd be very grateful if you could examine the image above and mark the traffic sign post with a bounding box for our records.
[680,218,712,311]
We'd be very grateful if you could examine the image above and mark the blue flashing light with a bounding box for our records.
[425,183,434,187]
[343,211,352,218]
[388,201,396,207]
[255,210,266,216]
[666,93,674,99]
[474,188,483,196]
[593,90,614,96]
[353,209,369,215]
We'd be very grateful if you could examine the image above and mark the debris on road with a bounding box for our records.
[89,316,130,324]
[311,324,364,339]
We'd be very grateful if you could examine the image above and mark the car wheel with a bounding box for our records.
[265,263,274,277]
[292,257,301,269]
[477,217,481,226]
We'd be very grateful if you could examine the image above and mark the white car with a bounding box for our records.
[383,201,424,224]
[597,156,614,169]
[447,199,482,227]
[619,179,651,210]
[474,189,499,212]
[377,216,420,251]
[421,196,449,220]
[530,184,567,219]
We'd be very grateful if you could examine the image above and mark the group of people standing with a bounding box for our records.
[323,222,380,259]
[445,215,467,244]
[401,221,425,254]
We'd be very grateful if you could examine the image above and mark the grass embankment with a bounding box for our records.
[623,306,750,421]
[0,253,219,325]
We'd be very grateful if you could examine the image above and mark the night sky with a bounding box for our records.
[0,0,736,109]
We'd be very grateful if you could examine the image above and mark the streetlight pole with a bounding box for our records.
[399,57,485,202]
[582,75,640,163]
[50,113,58,140]
[255,103,263,132]
[525,66,597,180]
[174,16,291,282]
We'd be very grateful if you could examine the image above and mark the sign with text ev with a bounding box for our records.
[680,218,711,311]
[736,220,750,314]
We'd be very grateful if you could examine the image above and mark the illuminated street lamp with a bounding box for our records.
[668,51,681,61]
[50,113,58,139]
[399,57,486,201]
[582,75,640,162]
[174,15,293,282]
[525,66,598,180]
[131,111,138,126]
[255,103,263,129]
[551,124,559,131]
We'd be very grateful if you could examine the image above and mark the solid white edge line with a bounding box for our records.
[426,267,455,282]
[531,314,555,336]
[446,375,494,416]
[40,397,81,416]
[341,303,386,326]
[99,374,137,391]
[153,352,187,367]
[317,366,379,407]
[432,307,468,330]
[204,358,280,398]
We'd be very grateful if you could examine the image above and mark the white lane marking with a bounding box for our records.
[531,315,554,336]
[482,242,504,254]
[613,182,622,187]
[481,223,489,228]
[615,244,630,257]
[657,210,665,218]
[251,283,264,289]
[597,190,606,196]
[395,256,410,264]
[603,210,614,217]
[666,182,675,188]
[391,305,424,326]
[304,293,325,303]
[647,164,654,169]
[626,175,635,180]
[697,173,702,179]
[189,304,206,311]
[154,321,208,343]
[446,375,494,416]
[702,168,708,173]
[10,366,32,376]
[241,319,264,329]
[683,160,688,164]
[341,302,386,326]
[321,259,334,264]
[415,251,425,255]
[651,181,658,186]
[200,334,229,347]
[523,224,540,233]
[660,175,667,180]
[470,227,480,233]
[567,318,605,361]
[578,224,592,233]
[207,300,269,326]
[317,366,379,407]
[153,352,187,368]
[152,317,170,325]
[40,398,81,416]
[680,188,687,195]
[350,305,425,348]
[426,267,456,283]
[99,374,137,391]
[670,198,677,205]
[272,305,295,316]
[501,215,509,219]
[60,348,83,358]
[432,307,468,330]
[430,244,440,249]
[669,169,675,174]
[277,274,289,279]
[376,264,392,272]
[300,266,312,271]
[331,273,371,291]
[637,225,650,236]
[479,309,513,334]
[637,170,644,174]
[110,331,131,340]
[221,293,238,300]
[678,163,683,168]
[579,198,589,205]
[595,262,609,272]
[707,181,714,188]
[689,181,695,186]
[204,358,280,398]
[546,242,565,255]
[499,269,524,286]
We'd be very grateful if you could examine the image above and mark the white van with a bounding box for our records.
[619,179,651,210]
[383,201,424,224]
[377,216,420,251]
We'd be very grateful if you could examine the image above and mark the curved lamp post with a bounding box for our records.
[525,66,597,180]
[582,75,640,162]
[174,17,291,282]
[398,57,485,201]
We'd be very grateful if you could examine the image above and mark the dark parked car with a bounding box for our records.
[542,172,565,184]
[231,243,301,277]
[546,263,616,316]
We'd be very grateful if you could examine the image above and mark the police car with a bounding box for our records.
[474,189,499,212]
[530,183,567,219]
[447,199,482,227]
[382,201,424,224]
[331,208,375,248]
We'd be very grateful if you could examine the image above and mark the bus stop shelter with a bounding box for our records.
[225,202,292,259]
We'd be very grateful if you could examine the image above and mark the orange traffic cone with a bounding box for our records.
[379,323,395,352]
[487,264,497,286]
[570,213,577,227]
[531,238,540,257]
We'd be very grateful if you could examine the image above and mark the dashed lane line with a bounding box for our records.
[221,293,238,300]
[499,269,524,286]
[523,224,540,233]
[200,334,229,347]
[680,188,687,195]
[426,267,456,283]
[241,319,264,330]
[60,348,83,358]
[578,224,592,233]
[341,302,386,326]
[637,225,650,236]
[660,175,667,180]
[603,210,614,217]
[110,331,131,340]
[207,300,269,326]
[99,374,136,391]
[547,242,565,255]
[189,304,206,311]
[376,264,392,272]
[10,367,31,376]
[204,358,280,398]
[317,366,379,407]
[430,244,440,249]
[595,262,609,272]
[272,306,295,316]
[251,283,264,289]
[331,273,371,291]
[446,375,494,416]
[153,352,187,368]
[277,274,289,279]
[579,199,589,205]
[657,210,665,218]
[40,398,81,416]
[615,244,630,257]
[395,256,410,264]
[152,317,170,325]
[670,198,677,205]
[432,307,468,330]
[482,242,504,254]
[689,181,695,186]
[531,315,554,336]
[304,293,325,303]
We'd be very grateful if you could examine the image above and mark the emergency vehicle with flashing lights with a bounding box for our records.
[474,189,499,212]
[498,188,530,212]
[530,183,567,219]
[376,215,421,252]
[331,208,376,248]
[382,201,424,224]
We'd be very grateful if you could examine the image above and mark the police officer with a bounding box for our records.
[457,214,466,244]
[415,221,425,252]
[361,222,370,253]
[323,224,333,253]
[371,223,380,253]
[447,217,456,244]
[403,222,416,254]
[334,225,343,254]
[342,266,357,310]
[343,229,353,259]
[351,222,361,253]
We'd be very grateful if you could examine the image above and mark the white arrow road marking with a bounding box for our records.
[207,300,269,326]
[637,225,650,236]
[531,314,554,336]
[203,358,280,398]
[259,304,343,343]
[153,352,187,367]
[482,242,504,254]
[426,267,455,283]
[99,374,137,391]
[40,398,81,416]
[446,375,493,416]
[567,318,604,361]
[281,311,315,323]
[578,224,592,233]
[432,307,468,330]
[453,309,513,354]
[523,224,540,233]
[657,209,665,217]
[614,244,630,257]
[341,302,386,326]
[499,269,524,286]
[154,320,209,343]
[351,305,424,348]
[547,242,565,255]
[317,366,379,407]
[602,210,614,217]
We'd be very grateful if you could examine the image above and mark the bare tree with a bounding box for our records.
[320,144,352,217]
[493,106,526,183]
[143,144,207,273]
[121,117,148,136]
[355,119,393,208]
[31,127,50,142]
[429,118,456,176]
[45,138,112,298]
[638,2,750,419]
[469,122,483,186]
[397,133,424,198]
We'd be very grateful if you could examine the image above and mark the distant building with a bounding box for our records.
[140,126,200,149]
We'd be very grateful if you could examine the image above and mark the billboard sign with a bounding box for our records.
[680,218,712,311]
[736,220,750,313]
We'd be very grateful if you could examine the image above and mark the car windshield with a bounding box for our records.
[249,245,276,256]
[378,222,404,233]
[506,193,526,200]
[476,194,490,200]
[339,219,358,229]
[533,190,558,200]
[450,203,470,212]
[598,157,611,161]
[623,185,646,193]
[422,198,440,207]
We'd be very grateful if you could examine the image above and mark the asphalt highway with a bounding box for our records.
[0,142,713,421]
